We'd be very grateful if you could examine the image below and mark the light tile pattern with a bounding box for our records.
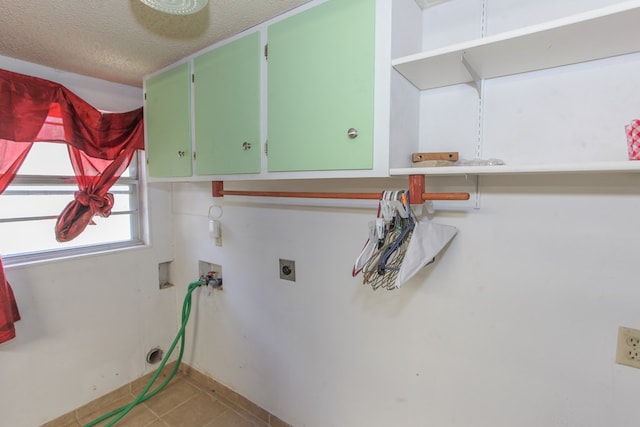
[42,364,290,427]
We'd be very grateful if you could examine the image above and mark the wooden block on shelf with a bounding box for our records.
[412,160,456,167]
[412,152,459,162]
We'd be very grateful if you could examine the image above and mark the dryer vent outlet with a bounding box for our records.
[279,259,296,282]
[146,347,164,365]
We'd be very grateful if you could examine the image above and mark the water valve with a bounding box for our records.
[200,271,223,288]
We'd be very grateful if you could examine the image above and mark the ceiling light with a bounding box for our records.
[139,0,208,15]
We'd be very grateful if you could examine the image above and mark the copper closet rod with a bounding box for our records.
[212,175,470,205]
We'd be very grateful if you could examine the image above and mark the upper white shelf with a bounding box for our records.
[392,1,640,90]
[390,161,640,176]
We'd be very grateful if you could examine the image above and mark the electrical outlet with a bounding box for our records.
[616,326,640,369]
[279,259,296,282]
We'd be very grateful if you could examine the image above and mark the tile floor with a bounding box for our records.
[42,365,289,427]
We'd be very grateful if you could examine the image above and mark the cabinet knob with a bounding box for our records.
[242,142,252,151]
[347,128,358,139]
[177,150,186,158]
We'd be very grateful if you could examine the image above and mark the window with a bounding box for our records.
[0,142,145,264]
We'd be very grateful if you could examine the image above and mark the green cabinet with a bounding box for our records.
[194,32,262,175]
[267,0,376,172]
[144,63,192,178]
[144,0,394,180]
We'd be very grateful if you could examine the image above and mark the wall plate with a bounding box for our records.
[616,326,640,369]
[279,259,296,282]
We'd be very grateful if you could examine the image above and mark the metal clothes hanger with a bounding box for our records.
[359,190,417,290]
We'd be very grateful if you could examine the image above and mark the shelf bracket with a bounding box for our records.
[461,52,483,97]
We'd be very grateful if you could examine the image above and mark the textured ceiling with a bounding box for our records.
[0,0,310,87]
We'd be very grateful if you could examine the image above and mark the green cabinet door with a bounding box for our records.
[267,0,376,172]
[194,32,261,175]
[145,63,192,178]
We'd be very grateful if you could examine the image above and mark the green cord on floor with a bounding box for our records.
[84,280,204,427]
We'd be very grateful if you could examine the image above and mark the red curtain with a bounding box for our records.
[0,69,144,155]
[0,257,20,343]
[0,143,29,344]
[52,100,144,241]
[0,68,144,343]
[55,143,138,241]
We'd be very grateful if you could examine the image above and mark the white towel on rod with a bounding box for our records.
[395,219,457,288]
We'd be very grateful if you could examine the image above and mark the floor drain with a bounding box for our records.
[146,347,163,364]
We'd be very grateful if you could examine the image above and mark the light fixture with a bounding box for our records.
[139,0,208,15]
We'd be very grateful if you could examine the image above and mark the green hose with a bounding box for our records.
[84,280,204,427]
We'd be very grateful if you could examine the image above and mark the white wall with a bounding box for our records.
[168,1,640,426]
[170,173,640,427]
[3,0,640,425]
[0,57,178,427]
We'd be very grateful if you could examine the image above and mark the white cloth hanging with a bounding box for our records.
[395,219,457,288]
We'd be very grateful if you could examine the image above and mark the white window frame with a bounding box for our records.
[1,151,148,266]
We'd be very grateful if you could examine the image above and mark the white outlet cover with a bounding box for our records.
[615,326,640,369]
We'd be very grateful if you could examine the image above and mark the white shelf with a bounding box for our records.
[392,1,640,90]
[390,161,640,176]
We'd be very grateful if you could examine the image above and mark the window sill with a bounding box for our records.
[3,240,149,269]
